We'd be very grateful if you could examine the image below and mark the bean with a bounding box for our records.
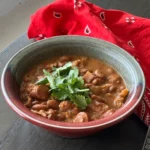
[73,112,88,123]
[101,84,112,94]
[57,113,66,121]
[23,75,32,82]
[120,86,125,91]
[85,83,92,88]
[50,62,58,68]
[53,62,58,67]
[108,74,120,84]
[94,70,104,78]
[24,97,32,108]
[72,60,81,67]
[47,109,56,120]
[26,84,34,93]
[116,80,120,84]
[45,64,52,71]
[59,56,71,63]
[81,57,88,63]
[65,111,72,119]
[102,88,109,94]
[92,78,99,85]
[30,85,49,100]
[107,68,114,74]
[105,93,111,96]
[41,102,47,105]
[47,100,59,109]
[71,107,79,116]
[32,100,40,105]
[58,62,65,67]
[79,68,88,75]
[32,104,48,110]
[109,85,116,92]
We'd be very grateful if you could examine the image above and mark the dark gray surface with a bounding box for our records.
[88,0,150,18]
[0,0,149,149]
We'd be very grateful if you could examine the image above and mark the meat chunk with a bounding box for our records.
[90,86,102,95]
[59,101,73,112]
[30,85,49,100]
[73,112,88,123]
[83,71,96,83]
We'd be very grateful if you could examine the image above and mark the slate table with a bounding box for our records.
[0,0,149,149]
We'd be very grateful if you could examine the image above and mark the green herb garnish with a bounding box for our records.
[35,62,91,109]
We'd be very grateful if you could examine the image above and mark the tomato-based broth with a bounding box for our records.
[20,56,129,123]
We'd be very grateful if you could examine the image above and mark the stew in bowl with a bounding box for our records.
[21,55,129,123]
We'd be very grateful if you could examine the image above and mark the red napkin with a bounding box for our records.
[28,0,150,126]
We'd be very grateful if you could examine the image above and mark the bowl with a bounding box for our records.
[1,36,145,138]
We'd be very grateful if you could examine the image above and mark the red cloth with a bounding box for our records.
[28,0,150,126]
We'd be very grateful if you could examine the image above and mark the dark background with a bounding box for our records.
[89,0,150,18]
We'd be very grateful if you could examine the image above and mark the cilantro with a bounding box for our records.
[36,62,91,109]
[35,77,48,85]
[70,95,87,109]
[43,69,55,89]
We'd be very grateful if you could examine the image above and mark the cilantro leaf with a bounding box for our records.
[43,69,55,89]
[70,94,87,109]
[75,88,89,93]
[68,67,79,78]
[36,62,92,109]
[55,62,72,76]
[51,90,69,100]
[86,97,92,104]
[35,77,48,85]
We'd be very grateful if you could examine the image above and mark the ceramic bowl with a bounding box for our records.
[1,36,145,138]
